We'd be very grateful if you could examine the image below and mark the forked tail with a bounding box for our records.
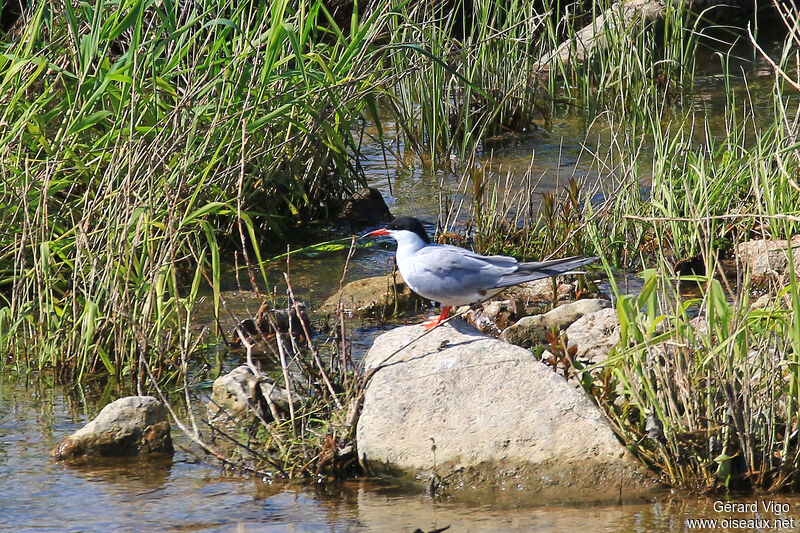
[494,256,599,288]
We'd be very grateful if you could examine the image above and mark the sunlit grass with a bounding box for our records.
[0,0,392,381]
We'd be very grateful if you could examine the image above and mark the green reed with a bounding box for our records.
[387,0,549,162]
[585,253,800,491]
[0,0,392,381]
[541,0,699,123]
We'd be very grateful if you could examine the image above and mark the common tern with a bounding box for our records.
[367,217,599,330]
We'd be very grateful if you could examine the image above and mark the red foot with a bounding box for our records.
[423,306,452,331]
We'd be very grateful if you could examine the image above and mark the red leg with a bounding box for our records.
[423,306,452,331]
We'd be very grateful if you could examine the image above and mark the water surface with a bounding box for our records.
[6,376,800,532]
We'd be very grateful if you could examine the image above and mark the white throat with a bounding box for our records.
[391,229,428,266]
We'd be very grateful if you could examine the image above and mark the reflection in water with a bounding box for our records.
[60,454,174,489]
[5,370,800,532]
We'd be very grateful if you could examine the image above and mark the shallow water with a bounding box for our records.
[6,376,800,532]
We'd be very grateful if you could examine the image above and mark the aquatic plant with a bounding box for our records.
[387,0,550,162]
[579,18,800,488]
[580,259,800,492]
[541,0,701,123]
[147,245,367,479]
[0,0,391,381]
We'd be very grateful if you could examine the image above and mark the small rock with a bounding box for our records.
[504,277,607,310]
[737,237,800,283]
[337,187,392,226]
[463,299,524,335]
[750,294,772,310]
[689,315,708,335]
[645,414,665,442]
[749,293,795,311]
[504,277,573,303]
[52,396,172,461]
[229,304,311,357]
[565,307,620,363]
[500,299,611,348]
[557,282,576,300]
[319,274,422,318]
[208,365,301,429]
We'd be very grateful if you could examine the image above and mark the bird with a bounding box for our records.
[367,216,599,330]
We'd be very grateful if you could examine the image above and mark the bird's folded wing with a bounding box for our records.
[410,245,519,278]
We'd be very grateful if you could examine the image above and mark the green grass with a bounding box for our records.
[574,17,800,491]
[415,3,800,492]
[583,257,800,491]
[4,0,705,383]
[0,0,392,380]
[386,0,549,161]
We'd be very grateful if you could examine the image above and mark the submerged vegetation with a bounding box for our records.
[3,0,800,493]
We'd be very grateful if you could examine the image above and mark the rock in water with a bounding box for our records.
[357,321,656,502]
[337,187,392,226]
[499,298,610,348]
[52,396,172,461]
[737,237,800,284]
[228,303,311,357]
[207,365,301,429]
[318,274,422,318]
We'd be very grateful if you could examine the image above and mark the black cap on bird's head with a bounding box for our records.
[367,216,431,244]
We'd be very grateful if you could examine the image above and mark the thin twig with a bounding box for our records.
[273,309,297,436]
[284,271,342,409]
[241,327,288,446]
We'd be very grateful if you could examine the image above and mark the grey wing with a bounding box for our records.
[404,245,519,303]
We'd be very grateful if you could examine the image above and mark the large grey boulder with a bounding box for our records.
[52,396,172,461]
[357,321,656,500]
[499,298,611,348]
